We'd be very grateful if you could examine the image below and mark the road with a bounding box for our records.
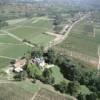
[45,14,89,50]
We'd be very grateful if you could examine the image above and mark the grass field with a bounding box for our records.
[51,66,69,84]
[58,18,100,58]
[0,35,21,43]
[34,88,74,100]
[0,58,11,68]
[0,82,75,100]
[0,83,33,100]
[0,17,54,70]
[16,81,39,93]
[0,44,32,58]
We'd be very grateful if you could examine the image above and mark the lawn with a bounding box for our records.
[0,83,33,100]
[58,18,100,58]
[51,66,69,84]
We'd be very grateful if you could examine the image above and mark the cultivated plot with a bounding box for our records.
[58,18,100,58]
[34,88,74,100]
[0,83,33,100]
[0,17,54,69]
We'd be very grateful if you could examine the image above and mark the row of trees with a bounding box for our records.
[0,20,8,29]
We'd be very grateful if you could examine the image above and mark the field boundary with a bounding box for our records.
[55,47,98,66]
[0,30,34,47]
[0,56,16,60]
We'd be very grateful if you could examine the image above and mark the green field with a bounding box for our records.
[34,88,74,100]
[0,44,32,58]
[0,17,54,69]
[51,66,69,84]
[0,35,21,43]
[0,58,11,68]
[58,18,100,58]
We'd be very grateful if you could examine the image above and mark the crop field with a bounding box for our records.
[0,83,33,100]
[34,88,74,100]
[58,17,100,58]
[0,17,54,70]
[0,82,75,100]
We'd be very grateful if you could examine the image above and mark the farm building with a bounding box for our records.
[13,59,27,72]
[32,57,46,70]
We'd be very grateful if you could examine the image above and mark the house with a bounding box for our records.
[13,59,27,72]
[32,57,46,70]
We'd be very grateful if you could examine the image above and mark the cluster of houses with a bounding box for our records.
[13,57,47,73]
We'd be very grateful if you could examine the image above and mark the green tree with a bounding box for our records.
[54,80,67,93]
[77,93,86,100]
[0,20,8,29]
[27,64,42,78]
[14,71,27,81]
[86,93,97,100]
[46,48,57,64]
[42,68,55,84]
[67,81,80,97]
[31,47,43,58]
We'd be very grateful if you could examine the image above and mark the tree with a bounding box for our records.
[46,48,57,64]
[86,93,97,100]
[67,81,80,97]
[14,71,27,81]
[54,80,67,93]
[0,20,8,29]
[77,93,86,100]
[42,68,55,84]
[27,64,42,78]
[31,47,43,58]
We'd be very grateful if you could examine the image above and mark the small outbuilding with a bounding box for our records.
[32,57,46,70]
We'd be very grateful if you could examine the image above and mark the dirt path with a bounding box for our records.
[0,56,16,60]
[6,25,22,31]
[0,30,34,47]
[63,14,88,41]
[60,24,69,34]
[0,34,8,36]
[32,19,40,24]
[45,14,89,51]
[0,43,24,45]
[30,88,41,100]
